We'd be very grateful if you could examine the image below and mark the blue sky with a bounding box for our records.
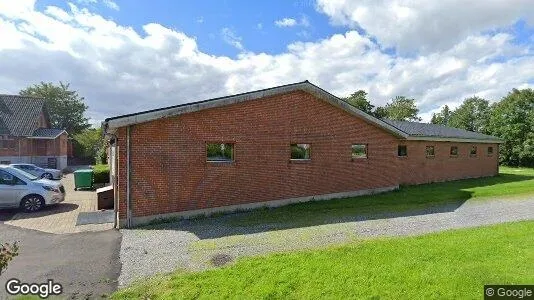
[36,0,345,57]
[1,0,533,123]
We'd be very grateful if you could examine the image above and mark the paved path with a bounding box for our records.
[4,173,113,234]
[119,196,534,287]
[0,223,121,299]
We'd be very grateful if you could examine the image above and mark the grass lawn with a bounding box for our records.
[213,166,534,227]
[113,221,534,299]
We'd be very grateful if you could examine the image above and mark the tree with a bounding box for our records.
[381,96,422,121]
[344,90,375,114]
[373,106,388,119]
[431,105,451,125]
[0,242,19,276]
[20,82,90,135]
[488,89,534,166]
[448,96,490,133]
[73,128,105,163]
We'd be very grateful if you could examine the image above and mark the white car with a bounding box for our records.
[10,163,63,180]
[0,165,65,212]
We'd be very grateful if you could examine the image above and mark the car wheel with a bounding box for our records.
[42,173,53,180]
[20,195,45,212]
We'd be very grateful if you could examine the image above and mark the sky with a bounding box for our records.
[1,0,533,125]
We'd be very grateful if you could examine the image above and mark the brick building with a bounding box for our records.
[0,94,68,170]
[103,81,502,227]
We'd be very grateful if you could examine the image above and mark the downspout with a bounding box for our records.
[126,125,132,228]
[102,122,119,229]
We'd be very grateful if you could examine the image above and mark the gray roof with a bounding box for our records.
[0,94,46,136]
[382,119,502,142]
[31,128,66,139]
[103,81,503,144]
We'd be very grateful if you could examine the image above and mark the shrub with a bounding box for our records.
[0,242,19,276]
[93,164,110,184]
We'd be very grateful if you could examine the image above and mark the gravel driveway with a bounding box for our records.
[119,196,534,287]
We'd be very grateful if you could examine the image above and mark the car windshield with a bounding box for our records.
[10,167,39,180]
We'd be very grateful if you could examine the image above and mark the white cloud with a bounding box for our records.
[221,27,244,50]
[102,0,119,10]
[275,15,311,28]
[316,0,534,53]
[275,18,297,27]
[76,0,119,11]
[0,1,532,125]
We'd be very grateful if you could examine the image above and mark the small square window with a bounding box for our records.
[351,144,367,159]
[426,146,435,157]
[291,144,311,160]
[450,146,458,156]
[206,143,234,162]
[470,146,477,156]
[398,145,407,157]
[487,146,494,156]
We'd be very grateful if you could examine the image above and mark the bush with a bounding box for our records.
[93,164,110,184]
[0,242,19,275]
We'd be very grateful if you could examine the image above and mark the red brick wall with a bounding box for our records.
[115,91,499,220]
[116,91,401,218]
[397,141,499,185]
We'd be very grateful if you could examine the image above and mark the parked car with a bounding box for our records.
[9,163,62,180]
[0,165,65,212]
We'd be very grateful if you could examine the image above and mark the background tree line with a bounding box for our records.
[344,89,534,167]
[20,82,106,164]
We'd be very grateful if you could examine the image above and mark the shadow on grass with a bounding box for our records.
[140,173,534,239]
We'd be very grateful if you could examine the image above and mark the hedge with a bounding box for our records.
[93,164,110,184]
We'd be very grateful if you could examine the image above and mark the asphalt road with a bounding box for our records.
[0,222,121,299]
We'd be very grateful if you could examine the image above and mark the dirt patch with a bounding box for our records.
[210,253,233,267]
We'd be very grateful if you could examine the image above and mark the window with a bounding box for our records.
[398,145,407,157]
[470,146,477,156]
[487,146,494,156]
[351,144,367,159]
[450,146,458,156]
[426,146,435,157]
[206,143,234,162]
[0,161,10,165]
[0,170,24,185]
[290,144,311,160]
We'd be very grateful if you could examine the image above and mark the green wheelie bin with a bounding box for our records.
[73,169,94,190]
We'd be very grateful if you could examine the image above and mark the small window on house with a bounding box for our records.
[398,145,407,157]
[290,144,311,160]
[470,146,477,156]
[426,146,435,157]
[487,146,494,156]
[450,146,458,157]
[206,143,234,162]
[351,144,367,159]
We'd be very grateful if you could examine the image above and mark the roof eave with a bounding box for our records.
[104,81,409,139]
[406,136,504,144]
[27,130,68,140]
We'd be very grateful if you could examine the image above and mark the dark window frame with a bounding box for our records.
[487,146,494,156]
[425,145,435,158]
[206,142,235,163]
[290,143,311,161]
[450,146,459,157]
[398,145,408,157]
[351,144,368,160]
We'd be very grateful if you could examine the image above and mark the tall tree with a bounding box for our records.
[344,90,375,114]
[488,89,534,166]
[431,105,451,125]
[373,106,388,119]
[381,96,422,121]
[73,127,105,161]
[448,96,490,133]
[20,82,90,135]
